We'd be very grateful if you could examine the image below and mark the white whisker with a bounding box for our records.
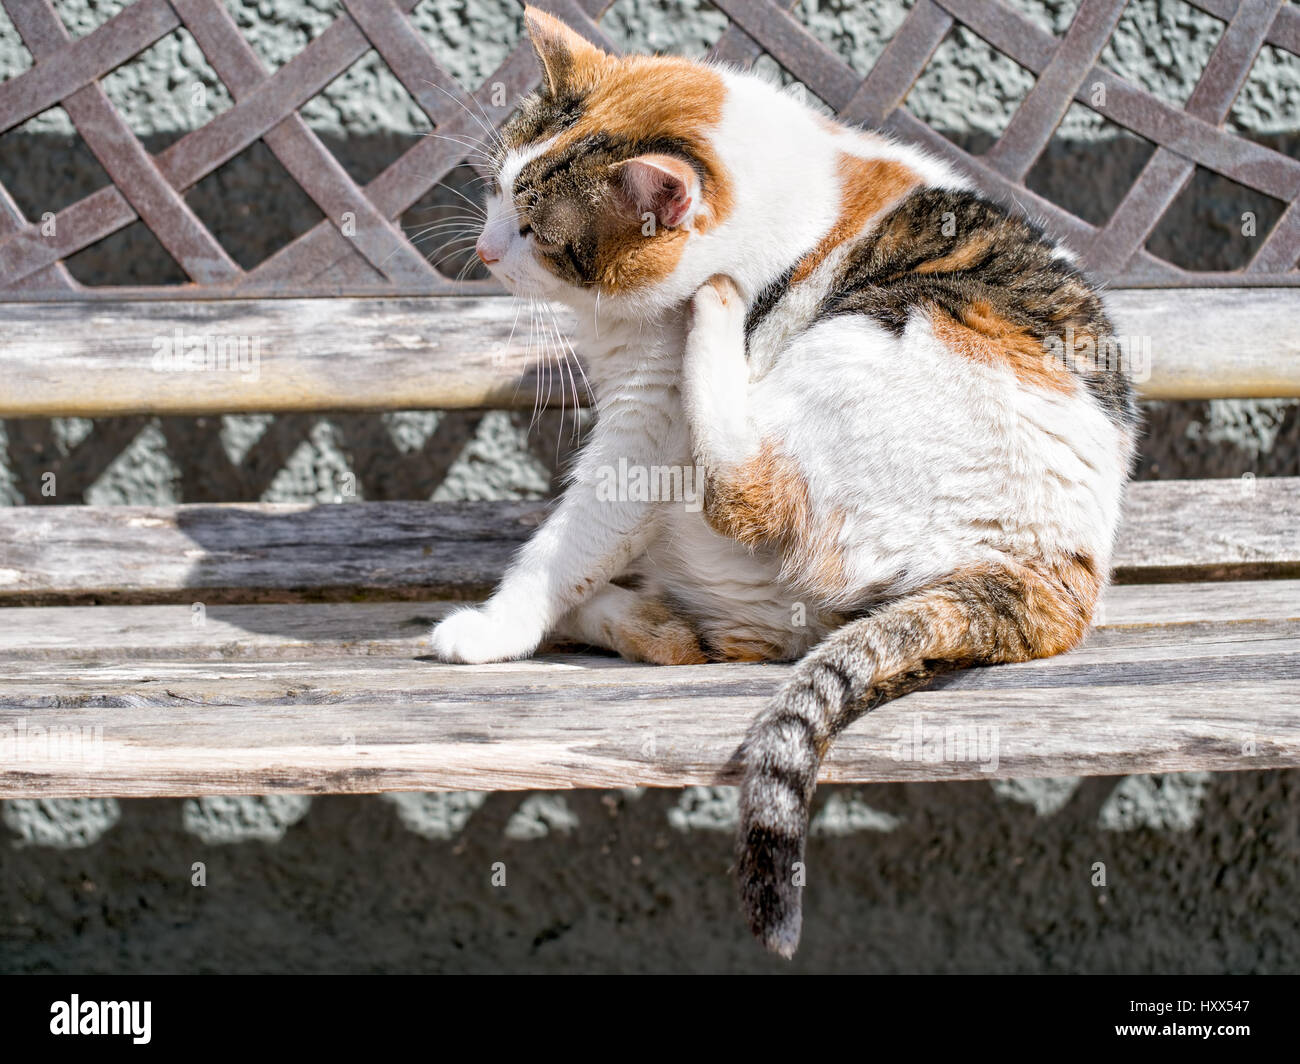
[420,78,506,152]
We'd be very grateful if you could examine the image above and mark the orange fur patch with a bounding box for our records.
[790,153,921,285]
[912,233,993,274]
[1022,552,1103,657]
[931,301,1074,393]
[824,552,1103,711]
[704,273,740,303]
[615,598,708,665]
[554,55,733,292]
[905,552,1102,668]
[596,218,693,291]
[704,440,850,602]
[711,633,789,663]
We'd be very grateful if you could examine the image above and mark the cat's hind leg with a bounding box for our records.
[683,277,836,588]
[551,583,708,665]
[682,275,757,472]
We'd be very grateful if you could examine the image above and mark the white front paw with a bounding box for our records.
[429,605,542,664]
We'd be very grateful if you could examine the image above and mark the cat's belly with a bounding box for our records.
[747,312,1130,603]
[635,506,836,661]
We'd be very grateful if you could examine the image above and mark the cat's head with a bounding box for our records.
[475,6,741,318]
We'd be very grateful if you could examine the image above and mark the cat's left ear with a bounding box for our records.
[523,5,609,95]
[615,154,703,230]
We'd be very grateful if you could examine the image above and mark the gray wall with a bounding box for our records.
[1,0,1298,973]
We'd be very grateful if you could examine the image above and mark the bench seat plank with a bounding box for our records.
[1,478,1296,605]
[1,670,1295,796]
[3,617,1296,699]
[0,581,1296,797]
[0,580,1296,660]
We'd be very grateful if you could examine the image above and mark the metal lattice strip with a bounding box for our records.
[0,0,1296,299]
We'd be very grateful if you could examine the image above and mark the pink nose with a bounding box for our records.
[476,235,500,265]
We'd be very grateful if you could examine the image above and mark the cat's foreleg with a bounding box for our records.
[429,494,659,664]
[682,275,758,472]
[429,407,670,664]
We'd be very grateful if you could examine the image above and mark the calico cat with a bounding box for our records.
[431,6,1138,957]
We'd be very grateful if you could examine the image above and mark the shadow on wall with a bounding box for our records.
[6,770,1297,974]
[1,405,586,507]
[0,133,496,287]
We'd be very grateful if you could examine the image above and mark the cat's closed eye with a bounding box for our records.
[521,223,564,254]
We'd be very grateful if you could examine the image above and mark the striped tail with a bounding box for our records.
[735,555,1101,957]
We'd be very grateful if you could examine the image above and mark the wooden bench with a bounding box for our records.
[1,0,1298,800]
[1,294,1298,797]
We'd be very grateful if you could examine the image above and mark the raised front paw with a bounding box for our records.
[429,606,542,664]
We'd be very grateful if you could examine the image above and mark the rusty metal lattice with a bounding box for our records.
[0,0,1297,300]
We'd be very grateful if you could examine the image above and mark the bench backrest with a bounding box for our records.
[1,0,1298,419]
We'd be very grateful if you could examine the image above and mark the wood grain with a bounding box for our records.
[4,613,1297,699]
[1,579,1296,661]
[0,478,1294,604]
[0,663,1294,796]
[1105,288,1300,399]
[2,289,1297,418]
[1113,476,1300,582]
[0,296,576,417]
[0,581,1296,797]
[0,499,547,604]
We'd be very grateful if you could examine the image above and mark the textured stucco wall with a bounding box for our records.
[6,773,1300,973]
[1,0,1298,973]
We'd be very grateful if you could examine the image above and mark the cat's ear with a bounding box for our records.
[615,154,702,229]
[523,5,609,95]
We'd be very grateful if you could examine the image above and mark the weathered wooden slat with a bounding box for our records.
[0,297,561,417]
[0,499,545,604]
[1,580,1294,796]
[7,637,1296,712]
[0,580,1295,661]
[1104,288,1300,398]
[0,479,1295,605]
[0,658,1295,795]
[4,611,1297,693]
[1113,476,1300,583]
[1,289,1298,418]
